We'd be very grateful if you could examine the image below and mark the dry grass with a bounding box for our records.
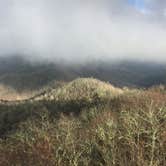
[0,78,165,166]
[0,84,36,101]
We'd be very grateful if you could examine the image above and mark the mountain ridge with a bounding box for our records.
[0,56,166,91]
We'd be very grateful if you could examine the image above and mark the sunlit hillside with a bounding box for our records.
[0,78,165,166]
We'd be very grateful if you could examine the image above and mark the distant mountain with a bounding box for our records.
[0,55,166,91]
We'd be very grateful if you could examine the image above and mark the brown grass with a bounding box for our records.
[0,79,165,166]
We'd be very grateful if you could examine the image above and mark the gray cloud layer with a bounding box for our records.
[0,0,166,62]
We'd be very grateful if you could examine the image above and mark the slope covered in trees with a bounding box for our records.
[0,78,165,166]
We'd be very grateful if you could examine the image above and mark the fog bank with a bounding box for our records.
[0,0,166,63]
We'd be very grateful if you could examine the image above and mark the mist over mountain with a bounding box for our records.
[0,56,165,92]
[0,0,166,87]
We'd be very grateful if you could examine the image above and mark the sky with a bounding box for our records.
[0,0,166,63]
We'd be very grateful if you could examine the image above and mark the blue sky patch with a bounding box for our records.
[128,0,146,11]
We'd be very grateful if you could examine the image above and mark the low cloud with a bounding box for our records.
[0,0,166,63]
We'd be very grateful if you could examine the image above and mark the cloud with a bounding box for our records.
[0,0,166,63]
